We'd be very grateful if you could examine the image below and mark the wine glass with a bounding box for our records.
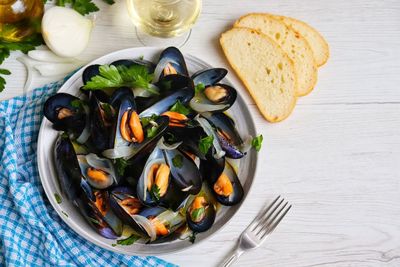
[126,0,202,47]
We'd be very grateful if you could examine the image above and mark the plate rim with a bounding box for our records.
[37,46,259,255]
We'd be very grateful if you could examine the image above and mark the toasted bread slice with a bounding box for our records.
[270,14,329,67]
[234,13,317,96]
[220,27,297,122]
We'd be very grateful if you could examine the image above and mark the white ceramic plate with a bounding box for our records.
[37,47,258,255]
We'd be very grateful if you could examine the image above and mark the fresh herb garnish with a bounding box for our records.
[56,0,113,15]
[195,83,205,93]
[54,193,62,204]
[70,99,85,109]
[198,135,214,155]
[150,184,161,201]
[82,64,156,94]
[101,103,114,117]
[115,234,141,246]
[62,211,69,217]
[140,115,158,127]
[114,158,129,176]
[172,154,183,168]
[189,232,197,244]
[251,135,263,152]
[170,100,190,115]
[191,207,205,222]
[147,125,159,138]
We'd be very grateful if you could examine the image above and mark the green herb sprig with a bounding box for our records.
[251,135,263,152]
[198,135,214,155]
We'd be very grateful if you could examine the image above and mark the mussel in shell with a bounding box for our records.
[44,93,87,139]
[154,47,189,81]
[186,195,216,233]
[191,68,227,87]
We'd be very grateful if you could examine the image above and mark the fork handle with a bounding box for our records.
[220,247,244,267]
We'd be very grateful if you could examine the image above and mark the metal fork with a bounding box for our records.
[220,196,292,267]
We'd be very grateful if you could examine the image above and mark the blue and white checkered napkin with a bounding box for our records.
[0,77,176,267]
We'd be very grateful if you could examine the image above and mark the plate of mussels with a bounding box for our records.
[37,47,259,255]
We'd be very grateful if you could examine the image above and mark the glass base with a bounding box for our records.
[135,27,191,48]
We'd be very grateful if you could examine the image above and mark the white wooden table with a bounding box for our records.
[2,0,400,266]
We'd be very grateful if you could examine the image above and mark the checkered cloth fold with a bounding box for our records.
[0,77,175,267]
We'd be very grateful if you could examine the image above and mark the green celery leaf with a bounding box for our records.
[72,0,99,15]
[195,83,205,93]
[191,207,205,222]
[147,125,158,139]
[54,193,62,204]
[114,158,129,176]
[150,184,161,201]
[0,69,11,75]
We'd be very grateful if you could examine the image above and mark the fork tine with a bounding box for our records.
[255,200,287,236]
[252,197,285,233]
[248,196,281,231]
[260,204,292,240]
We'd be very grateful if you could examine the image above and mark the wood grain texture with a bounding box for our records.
[2,0,400,266]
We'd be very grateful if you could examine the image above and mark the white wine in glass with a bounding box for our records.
[126,0,202,46]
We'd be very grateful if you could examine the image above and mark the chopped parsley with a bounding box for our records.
[54,193,62,204]
[150,184,161,201]
[170,100,190,115]
[172,154,183,168]
[191,207,205,222]
[114,158,129,176]
[251,135,263,152]
[189,232,197,244]
[198,135,214,155]
[195,83,205,93]
[115,234,141,246]
[147,125,159,139]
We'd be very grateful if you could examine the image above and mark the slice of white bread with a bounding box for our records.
[270,14,329,66]
[220,27,297,122]
[234,13,317,96]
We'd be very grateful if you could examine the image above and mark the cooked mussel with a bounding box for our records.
[186,195,216,233]
[154,47,189,81]
[202,112,244,159]
[44,93,87,139]
[77,153,118,189]
[77,190,123,239]
[137,144,189,210]
[54,134,122,239]
[209,161,243,206]
[162,148,203,195]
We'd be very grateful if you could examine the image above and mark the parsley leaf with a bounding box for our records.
[62,211,69,217]
[150,184,161,201]
[71,99,83,108]
[198,135,214,155]
[140,115,158,127]
[147,125,159,139]
[114,158,129,176]
[56,0,100,15]
[116,234,141,246]
[191,207,205,222]
[251,135,263,152]
[170,100,190,115]
[83,64,157,94]
[172,154,183,168]
[195,83,205,93]
[88,217,101,226]
[54,193,62,204]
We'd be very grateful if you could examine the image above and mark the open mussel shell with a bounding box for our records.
[190,83,237,113]
[186,195,216,233]
[162,148,203,195]
[137,146,189,210]
[109,186,148,237]
[140,75,194,118]
[203,112,244,159]
[138,207,185,242]
[78,190,123,239]
[191,68,228,86]
[208,161,244,206]
[154,47,189,81]
[77,153,118,189]
[54,134,85,201]
[44,93,86,136]
[89,92,114,152]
